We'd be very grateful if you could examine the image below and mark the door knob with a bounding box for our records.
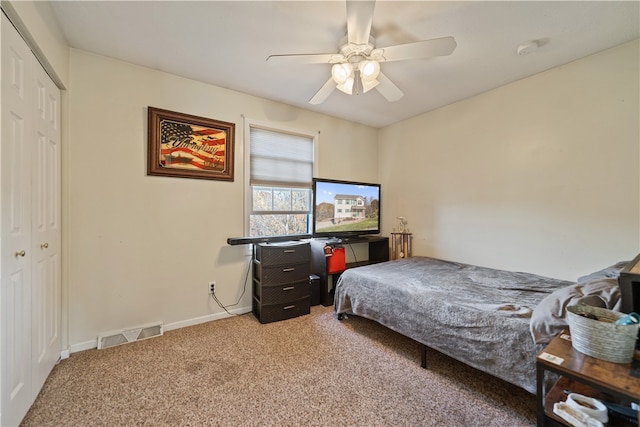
[15,250,26,257]
[40,242,49,249]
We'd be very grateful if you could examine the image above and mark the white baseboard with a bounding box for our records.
[68,306,252,354]
[70,339,98,354]
[164,306,251,331]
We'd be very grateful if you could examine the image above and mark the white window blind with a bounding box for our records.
[250,127,314,188]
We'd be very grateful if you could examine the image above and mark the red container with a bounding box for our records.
[327,246,346,273]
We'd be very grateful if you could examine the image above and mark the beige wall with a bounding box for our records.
[379,40,640,280]
[67,50,377,349]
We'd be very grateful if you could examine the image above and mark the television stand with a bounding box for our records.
[310,236,389,306]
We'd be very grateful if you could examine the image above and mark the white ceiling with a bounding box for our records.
[50,1,639,128]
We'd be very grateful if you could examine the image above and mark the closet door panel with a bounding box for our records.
[31,59,62,395]
[1,13,34,426]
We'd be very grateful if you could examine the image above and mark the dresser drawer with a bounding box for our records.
[252,296,311,324]
[254,242,310,265]
[254,278,310,305]
[254,261,310,284]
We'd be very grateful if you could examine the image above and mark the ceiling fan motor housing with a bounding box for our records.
[338,35,376,64]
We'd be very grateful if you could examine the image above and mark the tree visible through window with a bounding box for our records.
[248,126,315,237]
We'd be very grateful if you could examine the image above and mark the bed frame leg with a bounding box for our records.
[420,343,427,368]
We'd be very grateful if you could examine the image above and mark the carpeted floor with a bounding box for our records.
[21,305,536,426]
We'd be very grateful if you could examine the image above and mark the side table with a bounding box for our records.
[536,330,640,426]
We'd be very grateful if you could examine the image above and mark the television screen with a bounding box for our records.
[312,178,381,238]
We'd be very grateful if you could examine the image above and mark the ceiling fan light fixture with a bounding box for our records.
[359,60,380,80]
[336,76,355,94]
[361,77,379,93]
[331,63,354,84]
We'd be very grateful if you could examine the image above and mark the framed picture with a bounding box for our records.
[147,107,235,181]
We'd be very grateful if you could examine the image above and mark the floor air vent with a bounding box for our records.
[97,322,163,350]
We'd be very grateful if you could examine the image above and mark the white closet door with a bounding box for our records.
[1,13,35,427]
[31,54,61,396]
[1,13,62,426]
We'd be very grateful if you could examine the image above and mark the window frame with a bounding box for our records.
[243,119,318,238]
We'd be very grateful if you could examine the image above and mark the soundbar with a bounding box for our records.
[227,234,312,246]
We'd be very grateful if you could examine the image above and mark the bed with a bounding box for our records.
[334,256,625,394]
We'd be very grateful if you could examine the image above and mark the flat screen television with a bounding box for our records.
[312,178,381,238]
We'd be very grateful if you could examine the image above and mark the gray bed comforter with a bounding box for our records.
[334,256,572,393]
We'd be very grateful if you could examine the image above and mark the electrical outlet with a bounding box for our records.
[208,281,216,295]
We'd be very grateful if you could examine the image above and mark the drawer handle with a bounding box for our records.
[282,268,295,272]
[283,249,295,253]
[283,305,295,310]
[282,286,295,291]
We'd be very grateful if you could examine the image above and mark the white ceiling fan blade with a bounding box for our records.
[267,53,345,65]
[375,72,403,102]
[309,77,337,105]
[371,36,457,62]
[346,0,375,45]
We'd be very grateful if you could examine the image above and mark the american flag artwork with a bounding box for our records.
[159,119,227,171]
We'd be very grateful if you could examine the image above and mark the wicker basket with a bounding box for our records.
[566,304,639,363]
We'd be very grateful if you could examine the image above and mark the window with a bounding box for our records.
[247,125,315,237]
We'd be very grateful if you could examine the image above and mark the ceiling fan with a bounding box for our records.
[266,0,457,105]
